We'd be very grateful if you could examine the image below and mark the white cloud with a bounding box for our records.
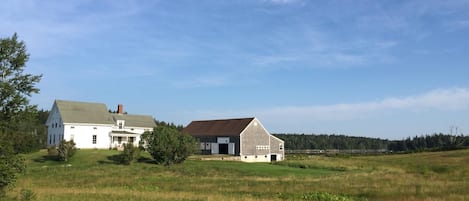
[182,87,469,136]
[259,88,469,120]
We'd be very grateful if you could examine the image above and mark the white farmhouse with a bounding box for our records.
[46,100,156,149]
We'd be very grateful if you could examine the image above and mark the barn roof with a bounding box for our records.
[182,118,255,137]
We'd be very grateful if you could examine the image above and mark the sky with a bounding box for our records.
[1,0,469,140]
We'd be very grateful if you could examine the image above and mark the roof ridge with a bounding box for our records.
[191,117,255,122]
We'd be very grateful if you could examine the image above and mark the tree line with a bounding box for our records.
[274,133,469,152]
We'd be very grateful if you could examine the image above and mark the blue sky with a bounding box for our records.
[2,0,469,139]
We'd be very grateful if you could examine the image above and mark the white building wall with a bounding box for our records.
[63,124,113,149]
[240,154,272,162]
[46,104,65,147]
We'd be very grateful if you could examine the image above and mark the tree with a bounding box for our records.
[0,33,41,197]
[142,125,198,166]
[1,33,43,153]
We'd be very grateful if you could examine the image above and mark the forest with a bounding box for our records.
[274,133,469,152]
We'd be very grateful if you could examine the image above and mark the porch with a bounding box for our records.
[109,130,139,150]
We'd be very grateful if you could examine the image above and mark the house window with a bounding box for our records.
[117,137,122,144]
[117,120,125,129]
[49,135,51,144]
[93,127,97,130]
[279,143,283,150]
[71,126,75,129]
[129,137,134,143]
[92,135,97,144]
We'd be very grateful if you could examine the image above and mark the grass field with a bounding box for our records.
[7,149,469,201]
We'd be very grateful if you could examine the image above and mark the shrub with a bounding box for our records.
[57,140,77,162]
[0,143,25,197]
[20,189,36,201]
[120,143,139,165]
[142,126,198,166]
[302,192,356,201]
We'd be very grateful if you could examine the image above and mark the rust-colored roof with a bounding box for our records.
[182,118,255,137]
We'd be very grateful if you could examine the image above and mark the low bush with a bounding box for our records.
[302,192,357,201]
[120,143,139,165]
[57,140,76,162]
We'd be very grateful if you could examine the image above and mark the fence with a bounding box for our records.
[285,149,388,155]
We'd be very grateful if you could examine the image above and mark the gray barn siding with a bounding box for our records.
[241,120,270,156]
[269,136,284,155]
[195,136,240,155]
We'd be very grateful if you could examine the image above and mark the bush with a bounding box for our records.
[57,140,76,162]
[120,143,139,165]
[302,192,356,201]
[0,143,25,197]
[142,126,198,166]
[20,189,36,201]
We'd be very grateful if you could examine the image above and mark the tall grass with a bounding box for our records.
[8,149,469,201]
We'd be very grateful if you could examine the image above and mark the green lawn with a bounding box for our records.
[7,149,469,201]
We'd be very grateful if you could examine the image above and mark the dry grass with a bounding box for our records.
[7,149,469,201]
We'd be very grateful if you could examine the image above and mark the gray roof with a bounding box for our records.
[182,118,255,137]
[56,100,115,125]
[55,100,155,128]
[112,114,156,128]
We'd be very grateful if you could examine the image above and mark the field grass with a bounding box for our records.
[6,149,469,201]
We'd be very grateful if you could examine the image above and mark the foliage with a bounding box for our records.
[57,140,76,162]
[0,141,25,197]
[142,126,198,166]
[274,133,469,153]
[119,143,139,165]
[274,134,389,150]
[302,192,356,201]
[0,33,44,154]
[20,189,36,201]
[388,133,469,152]
[0,33,42,132]
[154,120,183,131]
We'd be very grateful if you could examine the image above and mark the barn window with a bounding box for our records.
[92,135,97,144]
[279,143,283,150]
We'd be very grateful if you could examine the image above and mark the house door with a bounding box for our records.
[219,144,228,154]
[271,154,277,161]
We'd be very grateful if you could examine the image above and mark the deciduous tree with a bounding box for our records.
[142,126,198,166]
[0,33,41,195]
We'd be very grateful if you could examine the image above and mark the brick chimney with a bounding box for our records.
[117,104,123,114]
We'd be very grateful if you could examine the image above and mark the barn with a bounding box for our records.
[182,117,284,162]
